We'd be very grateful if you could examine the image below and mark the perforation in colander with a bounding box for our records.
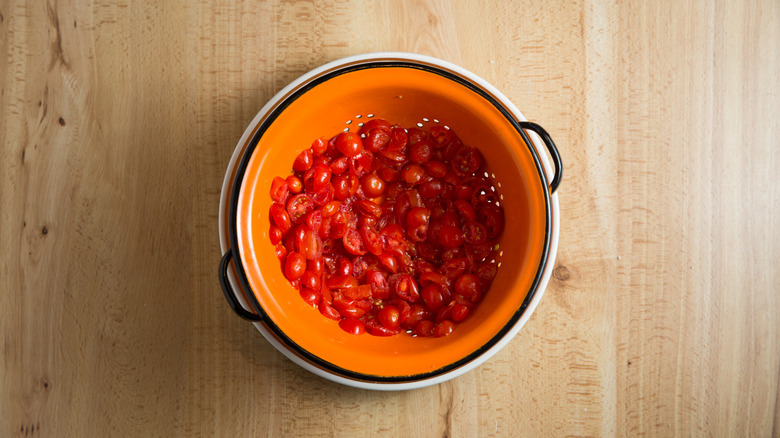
[342,114,506,271]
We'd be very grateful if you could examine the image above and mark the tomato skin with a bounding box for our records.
[451,303,470,322]
[286,175,303,194]
[300,287,320,306]
[336,132,364,157]
[270,203,292,234]
[301,270,321,290]
[478,204,505,240]
[293,149,314,172]
[360,173,386,197]
[463,221,488,244]
[269,225,283,245]
[454,273,480,299]
[378,305,401,330]
[422,284,448,311]
[363,129,391,152]
[401,164,426,185]
[284,252,306,282]
[319,302,341,320]
[339,318,366,335]
[356,200,383,219]
[365,317,401,337]
[433,320,456,337]
[414,320,435,337]
[270,176,289,203]
[438,225,465,248]
[311,137,328,156]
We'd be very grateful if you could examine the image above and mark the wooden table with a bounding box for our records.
[2,1,778,436]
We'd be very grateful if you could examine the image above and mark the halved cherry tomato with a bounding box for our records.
[286,194,315,223]
[339,318,366,335]
[343,228,367,255]
[336,132,364,157]
[270,176,289,203]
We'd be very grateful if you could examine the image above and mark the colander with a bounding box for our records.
[218,52,562,390]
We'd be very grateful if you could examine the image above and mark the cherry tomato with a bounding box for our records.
[451,303,470,322]
[438,225,465,248]
[319,201,341,218]
[284,252,306,281]
[293,149,314,172]
[463,221,488,244]
[377,166,400,183]
[300,287,320,306]
[409,140,433,163]
[301,270,321,290]
[378,305,401,330]
[414,320,435,337]
[270,203,292,234]
[356,199,383,218]
[339,318,366,335]
[286,175,303,194]
[360,224,383,256]
[343,228,367,255]
[433,320,455,337]
[394,274,420,303]
[422,284,448,312]
[478,204,505,239]
[270,176,289,203]
[286,194,315,223]
[360,173,386,197]
[269,225,283,245]
[454,273,480,299]
[366,269,390,300]
[400,163,426,185]
[336,132,364,157]
[423,160,448,178]
[311,137,328,156]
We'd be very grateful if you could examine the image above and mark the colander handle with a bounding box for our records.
[519,121,563,194]
[219,251,262,321]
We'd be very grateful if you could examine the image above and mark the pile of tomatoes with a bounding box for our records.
[268,118,505,337]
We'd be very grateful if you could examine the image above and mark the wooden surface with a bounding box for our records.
[2,1,779,436]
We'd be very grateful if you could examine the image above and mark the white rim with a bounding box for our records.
[218,52,560,390]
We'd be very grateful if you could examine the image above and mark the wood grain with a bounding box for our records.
[1,0,778,436]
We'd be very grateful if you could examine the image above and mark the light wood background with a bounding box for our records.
[2,1,778,436]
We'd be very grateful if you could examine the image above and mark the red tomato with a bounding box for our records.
[286,175,303,194]
[343,228,367,255]
[284,252,306,282]
[478,204,505,240]
[339,318,366,335]
[414,320,435,337]
[270,203,292,234]
[311,137,328,156]
[286,194,315,223]
[451,303,469,322]
[438,225,465,248]
[293,149,314,172]
[360,173,386,197]
[270,176,289,203]
[394,274,420,303]
[336,132,364,157]
[299,287,320,306]
[433,320,456,337]
[378,305,401,330]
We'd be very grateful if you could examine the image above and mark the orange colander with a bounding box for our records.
[218,53,562,389]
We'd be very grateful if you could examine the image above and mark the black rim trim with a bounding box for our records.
[227,60,553,384]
